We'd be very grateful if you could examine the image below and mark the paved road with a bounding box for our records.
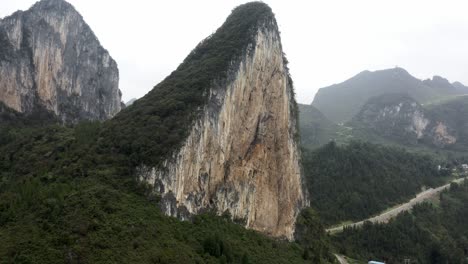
[335,254,349,264]
[327,177,467,234]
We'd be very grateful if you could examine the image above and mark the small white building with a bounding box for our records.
[368,261,385,264]
[461,164,468,170]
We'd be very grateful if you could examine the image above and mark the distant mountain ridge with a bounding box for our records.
[312,67,467,123]
[298,104,339,149]
[350,93,468,149]
[125,98,137,106]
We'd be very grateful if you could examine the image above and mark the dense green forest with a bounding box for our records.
[333,181,468,264]
[0,122,334,263]
[0,3,335,263]
[302,141,449,225]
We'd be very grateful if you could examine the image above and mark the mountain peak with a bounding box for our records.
[233,1,272,12]
[31,0,75,12]
[0,0,121,123]
[390,66,409,74]
[313,67,466,123]
[105,2,304,239]
[430,75,450,84]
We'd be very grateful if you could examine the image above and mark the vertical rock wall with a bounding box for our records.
[139,21,306,239]
[0,0,121,123]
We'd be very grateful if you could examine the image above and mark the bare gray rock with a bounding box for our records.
[0,0,121,123]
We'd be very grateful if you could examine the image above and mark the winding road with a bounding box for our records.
[327,177,467,234]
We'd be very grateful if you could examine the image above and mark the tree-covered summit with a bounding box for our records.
[102,2,281,167]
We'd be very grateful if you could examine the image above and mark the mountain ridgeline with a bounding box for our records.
[3,0,467,263]
[298,104,340,149]
[0,1,336,263]
[312,68,468,123]
[0,0,122,123]
[301,68,468,151]
[103,2,305,239]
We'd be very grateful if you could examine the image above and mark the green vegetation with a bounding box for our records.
[346,93,468,152]
[0,101,56,126]
[302,141,449,226]
[0,120,334,263]
[333,181,468,264]
[0,3,334,263]
[312,68,464,123]
[298,104,340,149]
[102,2,278,167]
[426,95,468,150]
[294,208,336,263]
[348,94,427,145]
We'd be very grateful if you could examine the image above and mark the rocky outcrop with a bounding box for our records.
[312,68,467,123]
[430,122,457,146]
[351,94,457,147]
[138,4,306,239]
[351,94,430,141]
[0,0,121,123]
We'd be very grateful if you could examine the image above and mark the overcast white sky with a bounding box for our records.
[2,0,468,104]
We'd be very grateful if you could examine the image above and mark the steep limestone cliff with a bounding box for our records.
[119,3,306,239]
[0,0,121,123]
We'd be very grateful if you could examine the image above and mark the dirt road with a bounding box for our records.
[327,177,467,234]
[334,254,349,264]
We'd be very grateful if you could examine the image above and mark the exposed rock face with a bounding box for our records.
[351,94,429,141]
[312,68,467,123]
[351,94,457,147]
[139,14,306,239]
[430,122,457,146]
[0,0,121,123]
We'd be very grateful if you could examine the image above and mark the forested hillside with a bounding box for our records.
[427,95,468,150]
[0,2,335,263]
[0,123,334,263]
[298,104,340,149]
[302,141,449,225]
[333,181,468,263]
[312,68,466,123]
